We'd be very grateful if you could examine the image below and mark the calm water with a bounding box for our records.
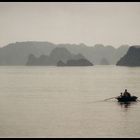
[0,65,140,138]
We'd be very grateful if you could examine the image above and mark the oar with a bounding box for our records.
[87,96,118,104]
[104,96,118,101]
[87,100,105,104]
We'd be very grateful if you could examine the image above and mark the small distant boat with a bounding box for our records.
[116,96,138,102]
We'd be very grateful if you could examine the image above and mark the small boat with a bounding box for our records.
[116,96,138,102]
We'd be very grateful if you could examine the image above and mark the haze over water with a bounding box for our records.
[0,65,140,137]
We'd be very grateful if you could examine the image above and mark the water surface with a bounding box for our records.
[0,65,140,137]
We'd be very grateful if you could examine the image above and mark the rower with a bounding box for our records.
[123,89,131,97]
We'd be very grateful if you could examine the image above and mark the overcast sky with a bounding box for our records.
[0,2,140,48]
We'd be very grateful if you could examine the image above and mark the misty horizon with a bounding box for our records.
[0,2,140,48]
[0,40,130,49]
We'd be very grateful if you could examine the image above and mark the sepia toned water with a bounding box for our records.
[0,65,140,138]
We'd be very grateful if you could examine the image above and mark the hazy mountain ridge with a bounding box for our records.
[0,41,129,65]
[52,43,129,65]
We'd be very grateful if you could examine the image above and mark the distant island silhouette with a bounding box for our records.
[57,59,93,66]
[26,47,93,66]
[100,58,109,65]
[116,46,140,66]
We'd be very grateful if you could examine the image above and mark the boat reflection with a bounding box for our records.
[118,102,131,108]
[117,101,137,111]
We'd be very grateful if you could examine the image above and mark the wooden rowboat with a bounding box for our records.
[116,96,138,102]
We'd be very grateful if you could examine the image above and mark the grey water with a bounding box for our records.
[0,65,140,138]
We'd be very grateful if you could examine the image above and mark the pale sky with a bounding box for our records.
[0,2,140,48]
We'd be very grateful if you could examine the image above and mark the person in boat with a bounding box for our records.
[123,89,131,97]
[120,92,123,97]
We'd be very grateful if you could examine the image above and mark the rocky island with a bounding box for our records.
[57,59,93,66]
[26,47,93,66]
[116,46,140,66]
